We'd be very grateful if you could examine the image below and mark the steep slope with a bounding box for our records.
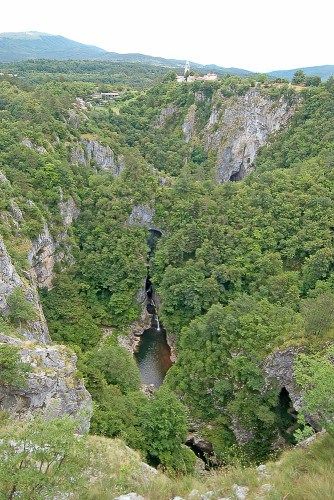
[105,79,298,181]
[1,72,333,472]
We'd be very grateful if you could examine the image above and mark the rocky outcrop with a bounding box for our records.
[22,138,47,154]
[0,235,92,431]
[59,193,80,228]
[0,170,8,183]
[71,139,125,175]
[0,237,22,314]
[263,347,304,412]
[153,104,177,129]
[0,334,92,432]
[182,104,196,143]
[230,416,255,446]
[0,236,50,344]
[28,224,56,290]
[129,205,155,228]
[28,195,79,289]
[118,286,153,355]
[204,90,296,181]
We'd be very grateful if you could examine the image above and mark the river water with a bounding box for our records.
[134,327,172,387]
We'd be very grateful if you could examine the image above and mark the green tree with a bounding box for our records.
[162,71,177,83]
[292,70,306,85]
[87,344,141,394]
[301,293,334,337]
[139,386,193,471]
[7,288,37,329]
[0,416,89,499]
[294,348,334,435]
[0,344,31,387]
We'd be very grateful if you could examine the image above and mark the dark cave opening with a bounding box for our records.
[276,387,299,442]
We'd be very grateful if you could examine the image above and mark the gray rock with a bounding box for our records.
[21,138,47,154]
[129,205,155,227]
[28,224,56,290]
[259,484,272,493]
[10,200,23,221]
[232,485,249,499]
[153,104,177,129]
[59,195,80,228]
[0,336,92,433]
[71,139,125,175]
[0,170,9,183]
[201,492,214,500]
[28,218,76,291]
[256,464,267,473]
[22,138,34,149]
[0,236,49,343]
[263,347,304,413]
[0,236,22,314]
[113,494,144,500]
[205,89,296,182]
[230,416,254,445]
[182,104,196,143]
[186,434,213,454]
[139,461,158,476]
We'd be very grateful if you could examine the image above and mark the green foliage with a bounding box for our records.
[7,288,37,328]
[0,416,89,499]
[301,293,334,337]
[0,344,31,387]
[1,65,334,469]
[294,347,334,435]
[292,70,306,85]
[139,386,194,472]
[40,273,102,351]
[87,345,141,393]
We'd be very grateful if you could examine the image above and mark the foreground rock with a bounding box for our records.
[0,236,92,431]
[0,333,92,431]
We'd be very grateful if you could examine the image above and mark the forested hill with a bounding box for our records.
[268,64,334,81]
[0,31,107,61]
[0,31,251,77]
[0,69,334,495]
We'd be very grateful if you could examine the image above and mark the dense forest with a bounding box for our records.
[0,66,334,497]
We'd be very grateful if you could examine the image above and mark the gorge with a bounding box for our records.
[134,228,173,388]
[0,68,334,498]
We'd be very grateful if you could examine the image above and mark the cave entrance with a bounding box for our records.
[276,387,299,441]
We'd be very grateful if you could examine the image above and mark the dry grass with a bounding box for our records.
[85,433,334,500]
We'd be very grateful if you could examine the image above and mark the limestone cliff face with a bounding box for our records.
[28,224,56,291]
[0,236,50,344]
[263,347,305,413]
[180,89,296,182]
[129,204,155,228]
[71,139,125,175]
[208,90,295,182]
[28,195,79,290]
[153,104,177,130]
[0,237,92,430]
[0,333,92,432]
[229,346,322,445]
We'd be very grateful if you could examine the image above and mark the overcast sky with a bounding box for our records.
[1,0,332,72]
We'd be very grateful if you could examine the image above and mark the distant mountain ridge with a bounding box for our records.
[267,65,334,81]
[0,31,107,62]
[0,31,251,75]
[0,31,333,80]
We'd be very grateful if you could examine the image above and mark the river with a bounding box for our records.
[134,327,172,387]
